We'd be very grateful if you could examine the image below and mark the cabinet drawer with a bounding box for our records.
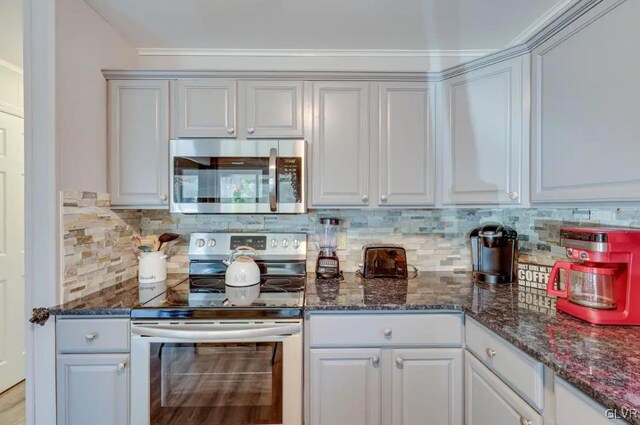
[309,313,463,348]
[57,318,130,353]
[465,318,543,410]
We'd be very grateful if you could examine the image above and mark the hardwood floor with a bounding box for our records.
[0,381,25,425]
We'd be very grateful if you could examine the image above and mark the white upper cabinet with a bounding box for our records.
[175,79,236,138]
[531,0,640,203]
[240,80,304,138]
[439,56,528,205]
[309,81,371,206]
[108,80,169,207]
[378,82,436,207]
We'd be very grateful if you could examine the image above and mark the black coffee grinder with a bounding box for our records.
[470,224,518,283]
[315,218,341,278]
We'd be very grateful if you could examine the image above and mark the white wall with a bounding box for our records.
[0,0,23,69]
[55,0,138,192]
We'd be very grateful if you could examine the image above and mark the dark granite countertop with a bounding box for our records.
[48,271,640,423]
[307,272,640,424]
[48,274,188,315]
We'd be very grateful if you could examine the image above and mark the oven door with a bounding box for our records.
[170,139,306,214]
[131,320,302,425]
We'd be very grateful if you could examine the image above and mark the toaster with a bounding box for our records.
[358,244,408,279]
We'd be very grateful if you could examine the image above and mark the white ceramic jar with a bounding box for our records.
[138,251,167,284]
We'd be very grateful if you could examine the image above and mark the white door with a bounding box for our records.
[309,348,381,425]
[57,354,130,425]
[391,348,463,425]
[108,80,170,207]
[309,82,371,207]
[378,82,435,207]
[465,351,541,425]
[0,112,24,392]
[241,80,304,138]
[175,79,236,138]
[439,57,526,205]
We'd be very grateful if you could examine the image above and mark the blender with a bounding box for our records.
[315,218,341,278]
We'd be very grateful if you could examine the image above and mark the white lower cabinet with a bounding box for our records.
[391,348,463,425]
[310,348,382,425]
[56,353,130,425]
[465,351,541,425]
[555,378,626,425]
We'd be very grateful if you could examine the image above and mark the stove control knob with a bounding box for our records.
[271,238,278,248]
[293,239,300,249]
[207,239,216,248]
[196,238,205,248]
[282,238,289,248]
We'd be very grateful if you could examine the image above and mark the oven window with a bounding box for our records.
[173,157,270,204]
[150,342,283,425]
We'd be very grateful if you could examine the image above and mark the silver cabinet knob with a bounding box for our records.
[383,328,393,337]
[226,127,235,134]
[117,362,127,372]
[396,357,404,367]
[381,195,388,203]
[247,127,255,134]
[160,194,167,201]
[372,356,380,367]
[85,333,97,342]
[519,417,531,425]
[509,191,519,200]
[486,347,497,358]
[362,195,369,203]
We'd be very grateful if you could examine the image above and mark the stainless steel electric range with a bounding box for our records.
[130,232,307,425]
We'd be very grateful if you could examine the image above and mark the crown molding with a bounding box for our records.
[136,48,497,59]
[506,0,580,48]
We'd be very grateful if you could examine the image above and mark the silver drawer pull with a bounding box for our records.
[519,416,531,425]
[486,347,496,358]
[85,333,97,342]
[396,357,404,367]
[383,328,393,337]
[117,362,126,372]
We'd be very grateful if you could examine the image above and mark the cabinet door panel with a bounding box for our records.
[392,349,462,425]
[531,0,640,202]
[310,348,381,425]
[243,80,303,138]
[176,79,236,137]
[57,354,129,425]
[379,83,435,206]
[310,82,370,206]
[440,57,525,205]
[108,80,169,206]
[465,351,541,425]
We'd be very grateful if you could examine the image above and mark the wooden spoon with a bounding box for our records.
[158,233,180,251]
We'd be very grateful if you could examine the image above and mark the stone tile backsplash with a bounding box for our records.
[61,192,141,302]
[61,191,640,300]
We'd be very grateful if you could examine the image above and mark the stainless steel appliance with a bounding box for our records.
[314,218,341,278]
[170,139,306,214]
[358,244,408,278]
[470,224,518,284]
[131,232,307,425]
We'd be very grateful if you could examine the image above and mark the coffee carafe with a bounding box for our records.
[547,227,640,325]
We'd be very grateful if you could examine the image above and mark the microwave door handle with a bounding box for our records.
[131,324,301,340]
[269,147,277,212]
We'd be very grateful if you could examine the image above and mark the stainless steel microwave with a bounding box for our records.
[170,139,306,214]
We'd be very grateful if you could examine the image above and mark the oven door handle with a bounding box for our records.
[268,147,277,212]
[131,324,301,340]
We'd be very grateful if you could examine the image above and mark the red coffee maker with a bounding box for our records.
[547,227,640,325]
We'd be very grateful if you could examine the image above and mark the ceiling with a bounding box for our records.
[83,0,567,53]
[0,0,23,67]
